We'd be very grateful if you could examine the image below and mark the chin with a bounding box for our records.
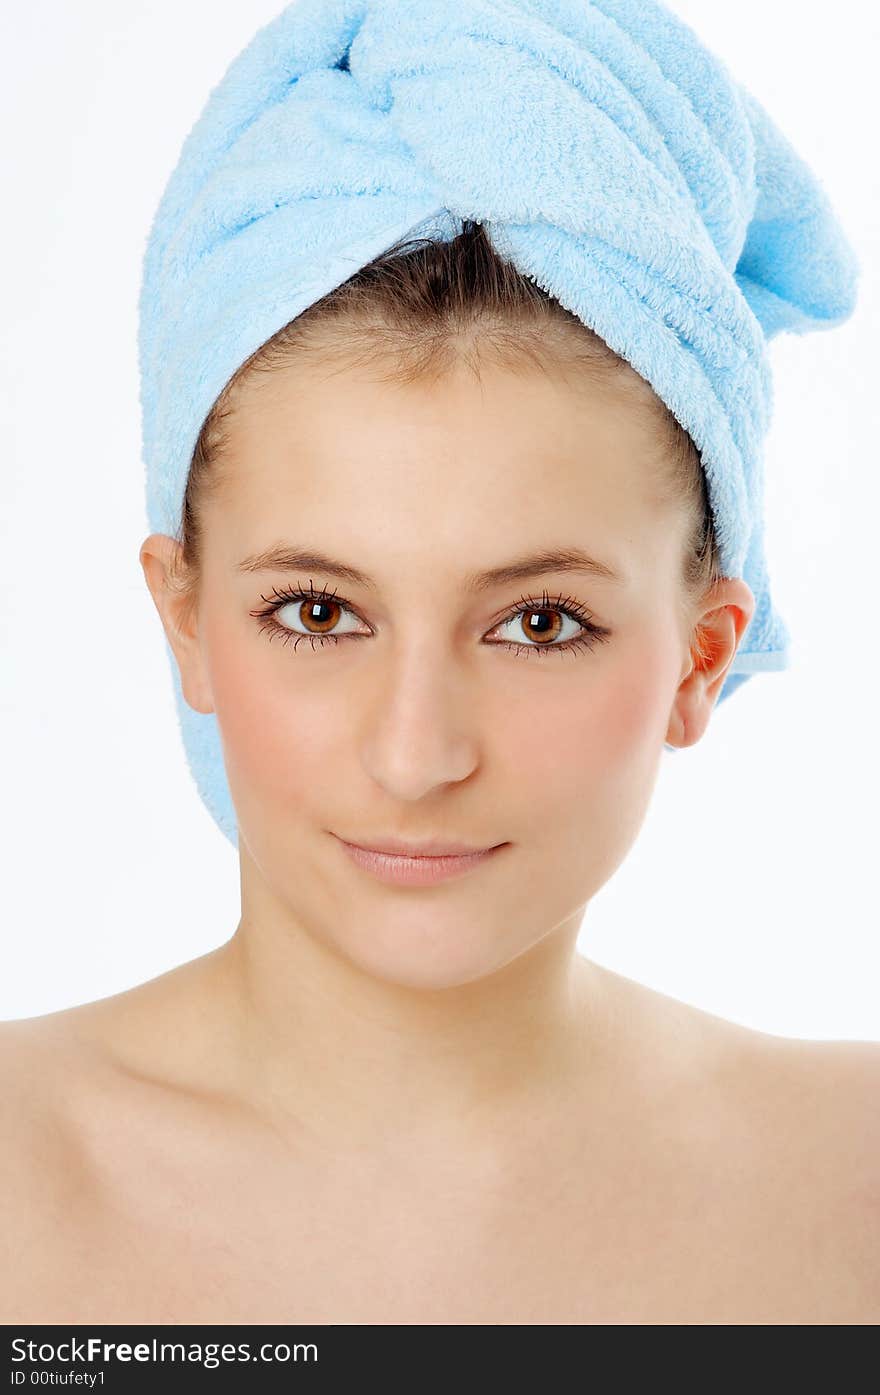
[328,911,516,992]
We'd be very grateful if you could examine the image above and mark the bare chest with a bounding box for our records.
[11,1140,868,1325]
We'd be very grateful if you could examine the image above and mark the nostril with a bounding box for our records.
[336,47,350,73]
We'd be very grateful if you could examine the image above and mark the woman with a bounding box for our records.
[3,0,877,1325]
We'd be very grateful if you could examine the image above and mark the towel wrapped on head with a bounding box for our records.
[138,0,860,848]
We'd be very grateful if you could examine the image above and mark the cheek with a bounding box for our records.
[204,627,339,810]
[509,648,666,787]
[589,646,671,770]
[500,638,674,876]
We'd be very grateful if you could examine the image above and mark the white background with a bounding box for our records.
[1,1,877,1035]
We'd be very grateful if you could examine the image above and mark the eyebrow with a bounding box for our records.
[235,543,625,590]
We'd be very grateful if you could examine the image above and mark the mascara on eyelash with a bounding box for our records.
[251,581,598,623]
[249,582,612,655]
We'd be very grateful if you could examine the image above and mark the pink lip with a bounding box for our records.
[333,836,507,886]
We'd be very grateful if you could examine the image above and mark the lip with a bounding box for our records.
[336,833,498,857]
[332,834,507,886]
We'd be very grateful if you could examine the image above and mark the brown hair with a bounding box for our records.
[170,219,721,662]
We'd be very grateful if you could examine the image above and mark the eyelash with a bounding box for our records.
[249,581,613,659]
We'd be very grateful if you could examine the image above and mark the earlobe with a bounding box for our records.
[179,670,215,717]
[666,666,715,751]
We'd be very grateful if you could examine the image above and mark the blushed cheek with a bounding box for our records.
[205,633,334,815]
[590,646,672,773]
[503,642,674,870]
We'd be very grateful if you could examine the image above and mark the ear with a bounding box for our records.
[665,577,756,749]
[139,534,215,715]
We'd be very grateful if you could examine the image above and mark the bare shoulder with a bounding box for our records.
[775,1033,880,1182]
[622,965,880,1145]
[788,1034,880,1109]
[674,998,880,1182]
[0,962,220,1165]
[0,1011,97,1170]
[0,1013,79,1150]
[0,1013,118,1320]
[605,966,880,1319]
[729,1029,880,1157]
[600,962,880,1146]
[0,1017,94,1283]
[724,1027,880,1319]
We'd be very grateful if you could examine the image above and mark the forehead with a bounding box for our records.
[223,351,662,498]
[208,353,682,588]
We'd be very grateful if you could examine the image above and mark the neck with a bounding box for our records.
[203,859,613,1155]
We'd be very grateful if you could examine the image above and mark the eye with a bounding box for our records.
[486,590,613,659]
[250,582,365,650]
[249,582,612,658]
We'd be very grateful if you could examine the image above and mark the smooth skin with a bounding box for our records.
[3,347,878,1324]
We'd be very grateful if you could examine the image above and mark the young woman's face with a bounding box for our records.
[194,351,694,988]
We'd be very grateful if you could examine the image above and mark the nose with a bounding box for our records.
[357,651,482,801]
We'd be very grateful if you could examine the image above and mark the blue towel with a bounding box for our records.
[138,0,860,848]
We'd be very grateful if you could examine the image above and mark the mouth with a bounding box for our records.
[330,833,508,886]
[334,833,503,858]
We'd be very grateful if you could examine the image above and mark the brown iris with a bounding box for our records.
[521,607,563,644]
[299,598,342,633]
